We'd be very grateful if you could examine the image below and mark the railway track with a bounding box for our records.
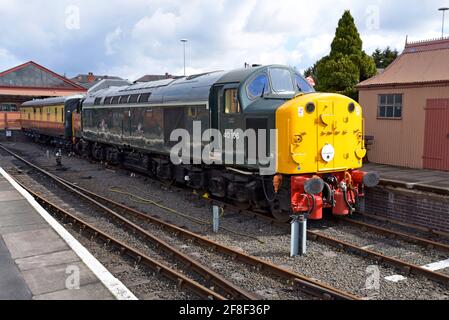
[349,212,449,242]
[16,179,225,300]
[336,217,449,255]
[204,198,449,287]
[0,143,357,300]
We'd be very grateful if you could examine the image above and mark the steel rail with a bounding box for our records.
[0,145,256,300]
[0,143,357,301]
[338,217,449,254]
[21,184,225,300]
[355,212,449,240]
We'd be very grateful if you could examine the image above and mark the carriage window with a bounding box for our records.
[270,68,294,93]
[224,89,240,114]
[247,74,269,100]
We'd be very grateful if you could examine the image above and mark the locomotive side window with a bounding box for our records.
[139,93,151,103]
[129,94,139,104]
[224,89,240,114]
[270,68,294,93]
[111,96,120,105]
[119,95,130,104]
[247,74,269,100]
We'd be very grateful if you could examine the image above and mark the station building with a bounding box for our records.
[0,61,86,130]
[357,38,449,171]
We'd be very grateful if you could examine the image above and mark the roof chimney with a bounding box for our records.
[87,72,95,83]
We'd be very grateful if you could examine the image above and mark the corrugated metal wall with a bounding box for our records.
[359,86,449,169]
[423,99,449,171]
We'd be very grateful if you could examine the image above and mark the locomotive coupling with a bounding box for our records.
[351,170,380,188]
[291,176,325,220]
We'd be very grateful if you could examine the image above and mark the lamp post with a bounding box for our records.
[439,8,449,38]
[180,39,188,76]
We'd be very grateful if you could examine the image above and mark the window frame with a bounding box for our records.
[268,67,295,93]
[294,74,314,93]
[246,72,270,101]
[223,88,241,114]
[377,94,403,120]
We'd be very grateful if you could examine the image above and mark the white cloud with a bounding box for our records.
[0,48,21,71]
[0,0,448,80]
[105,27,123,55]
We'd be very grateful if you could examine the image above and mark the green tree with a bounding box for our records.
[303,63,317,79]
[372,47,399,69]
[314,10,376,100]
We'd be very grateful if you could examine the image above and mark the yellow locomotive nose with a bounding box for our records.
[276,93,366,174]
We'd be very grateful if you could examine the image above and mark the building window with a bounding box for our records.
[378,94,402,119]
[0,103,18,111]
[224,89,240,114]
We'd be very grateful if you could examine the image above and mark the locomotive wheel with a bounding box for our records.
[233,201,251,210]
[270,200,291,222]
[271,210,291,223]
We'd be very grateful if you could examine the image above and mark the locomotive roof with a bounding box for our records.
[21,94,85,107]
[83,65,293,107]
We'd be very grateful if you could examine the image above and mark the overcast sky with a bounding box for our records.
[0,0,448,81]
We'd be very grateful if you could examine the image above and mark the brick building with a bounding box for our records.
[0,61,86,130]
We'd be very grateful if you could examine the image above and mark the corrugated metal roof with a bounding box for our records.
[358,40,449,89]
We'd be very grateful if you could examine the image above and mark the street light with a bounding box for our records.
[180,39,188,76]
[439,8,449,38]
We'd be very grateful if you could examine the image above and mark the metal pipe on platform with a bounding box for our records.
[213,205,220,233]
[291,215,307,257]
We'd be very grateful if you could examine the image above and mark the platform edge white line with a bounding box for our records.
[0,167,138,301]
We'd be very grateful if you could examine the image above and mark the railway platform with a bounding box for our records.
[0,167,136,300]
[363,163,449,195]
[362,163,449,235]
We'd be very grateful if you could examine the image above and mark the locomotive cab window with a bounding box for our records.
[269,68,294,93]
[247,74,269,100]
[295,74,314,93]
[224,89,240,114]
